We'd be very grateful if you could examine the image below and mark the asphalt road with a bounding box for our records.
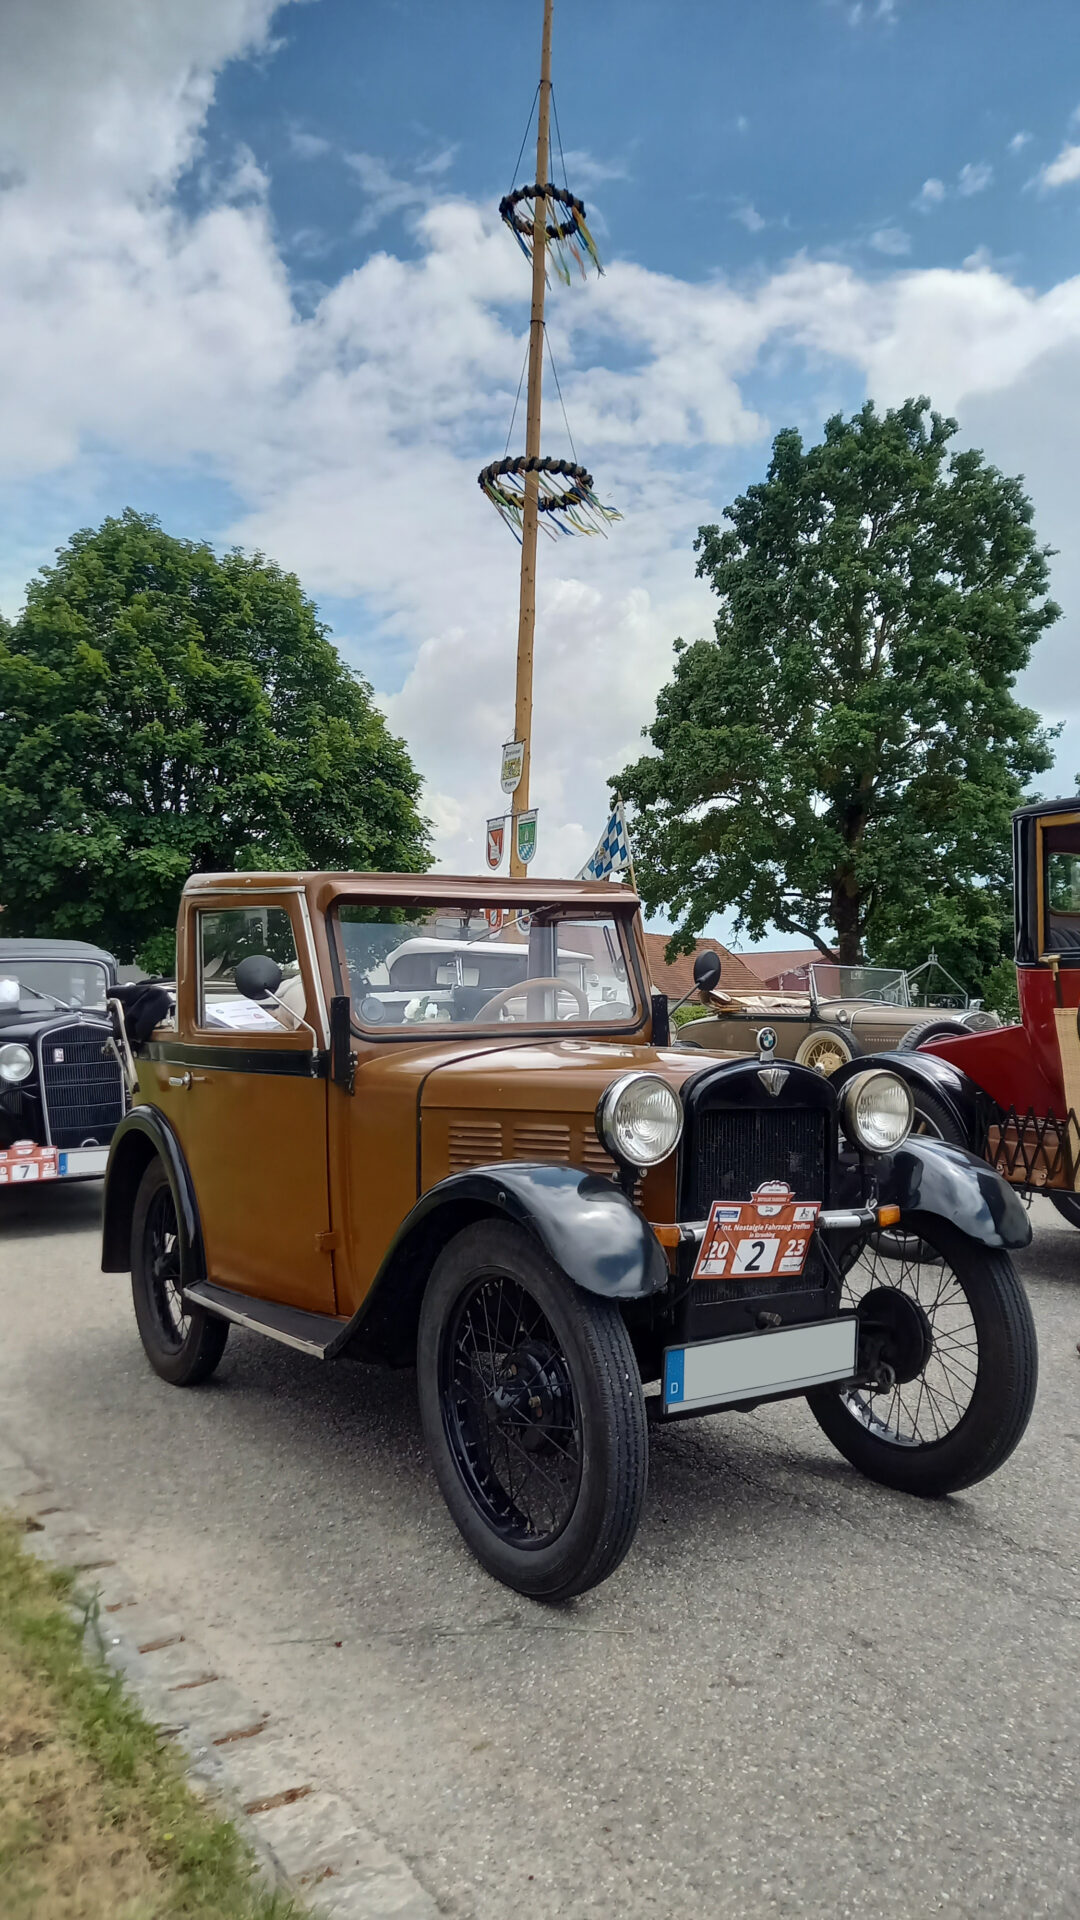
[1,1186,1077,1920]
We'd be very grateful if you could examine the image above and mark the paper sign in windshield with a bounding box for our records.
[693,1182,820,1283]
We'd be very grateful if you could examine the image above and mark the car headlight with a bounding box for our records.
[0,1043,33,1085]
[839,1069,913,1153]
[596,1073,683,1169]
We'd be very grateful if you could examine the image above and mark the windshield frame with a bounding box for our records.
[808,963,911,1008]
[326,895,648,1041]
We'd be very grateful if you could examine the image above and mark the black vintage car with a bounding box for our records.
[0,939,128,1186]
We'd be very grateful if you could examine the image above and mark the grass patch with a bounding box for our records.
[0,1511,299,1919]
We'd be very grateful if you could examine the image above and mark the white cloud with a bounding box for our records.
[732,201,766,232]
[554,148,628,190]
[869,226,911,256]
[914,177,945,212]
[1038,142,1080,191]
[958,161,993,196]
[288,125,330,160]
[1008,131,1032,154]
[0,0,1077,881]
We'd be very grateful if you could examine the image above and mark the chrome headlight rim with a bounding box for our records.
[0,1042,34,1086]
[839,1068,914,1154]
[596,1071,684,1171]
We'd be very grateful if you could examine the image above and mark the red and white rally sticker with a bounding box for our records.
[693,1181,821,1282]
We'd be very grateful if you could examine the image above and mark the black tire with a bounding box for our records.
[807,1214,1037,1496]
[130,1159,229,1386]
[1049,1191,1080,1230]
[417,1221,648,1600]
[898,1017,970,1052]
[908,1084,968,1147]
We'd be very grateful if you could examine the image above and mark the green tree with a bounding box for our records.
[618,400,1058,983]
[0,510,429,962]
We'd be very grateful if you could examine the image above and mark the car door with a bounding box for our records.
[162,890,335,1314]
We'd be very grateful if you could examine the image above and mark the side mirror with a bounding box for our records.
[692,949,722,994]
[234,955,283,1002]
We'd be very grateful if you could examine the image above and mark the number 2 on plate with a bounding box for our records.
[732,1236,780,1275]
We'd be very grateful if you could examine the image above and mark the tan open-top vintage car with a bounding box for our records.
[680,961,999,1076]
[103,872,1038,1599]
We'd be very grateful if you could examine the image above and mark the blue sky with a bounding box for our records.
[2,0,1079,950]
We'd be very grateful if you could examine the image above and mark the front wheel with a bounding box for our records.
[417,1222,648,1600]
[131,1160,229,1386]
[1049,1191,1080,1230]
[808,1215,1037,1496]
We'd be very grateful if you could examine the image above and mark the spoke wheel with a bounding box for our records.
[795,1030,855,1075]
[443,1276,583,1548]
[418,1221,647,1599]
[807,1213,1037,1496]
[130,1159,229,1386]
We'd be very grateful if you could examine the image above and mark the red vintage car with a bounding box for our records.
[837,798,1080,1228]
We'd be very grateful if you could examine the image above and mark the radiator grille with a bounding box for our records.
[38,1022,125,1149]
[684,1106,827,1298]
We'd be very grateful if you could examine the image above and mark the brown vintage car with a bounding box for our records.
[102,872,1037,1600]
[680,962,999,1076]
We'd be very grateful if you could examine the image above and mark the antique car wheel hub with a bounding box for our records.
[855,1285,934,1387]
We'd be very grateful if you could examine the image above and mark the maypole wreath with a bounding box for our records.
[498,182,603,284]
[478,455,620,539]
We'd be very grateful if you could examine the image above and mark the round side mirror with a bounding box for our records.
[692,949,722,993]
[234,955,283,1002]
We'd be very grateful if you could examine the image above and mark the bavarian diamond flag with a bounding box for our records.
[579,800,632,880]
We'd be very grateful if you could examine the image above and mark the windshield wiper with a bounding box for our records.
[18,982,74,1011]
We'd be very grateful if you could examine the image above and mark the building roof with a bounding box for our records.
[739,948,823,985]
[641,933,763,999]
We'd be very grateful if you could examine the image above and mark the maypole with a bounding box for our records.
[479,0,618,880]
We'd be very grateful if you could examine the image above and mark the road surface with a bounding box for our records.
[1,1185,1077,1918]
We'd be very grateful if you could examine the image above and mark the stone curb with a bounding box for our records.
[0,1436,439,1919]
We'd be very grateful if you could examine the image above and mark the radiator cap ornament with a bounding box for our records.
[756,1025,778,1058]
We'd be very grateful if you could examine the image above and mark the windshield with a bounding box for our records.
[0,957,110,1013]
[809,964,910,1007]
[331,902,642,1031]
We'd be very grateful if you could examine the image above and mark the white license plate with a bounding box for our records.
[58,1147,109,1179]
[662,1317,858,1416]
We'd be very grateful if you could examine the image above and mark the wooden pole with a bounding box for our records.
[508,0,553,880]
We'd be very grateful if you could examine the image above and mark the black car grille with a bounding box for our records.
[684,1106,828,1300]
[38,1022,124,1149]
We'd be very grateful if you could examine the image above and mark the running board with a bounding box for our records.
[183,1281,348,1359]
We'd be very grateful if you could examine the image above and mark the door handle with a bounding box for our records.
[168,1072,192,1089]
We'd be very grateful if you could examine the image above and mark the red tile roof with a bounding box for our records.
[641,933,763,1000]
[740,948,823,986]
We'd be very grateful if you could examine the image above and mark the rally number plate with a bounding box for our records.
[693,1182,821,1283]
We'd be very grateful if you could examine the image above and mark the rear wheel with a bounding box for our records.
[417,1221,648,1600]
[131,1160,229,1386]
[808,1215,1037,1495]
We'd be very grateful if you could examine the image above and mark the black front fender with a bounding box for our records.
[101,1106,205,1279]
[877,1138,1032,1250]
[407,1164,669,1300]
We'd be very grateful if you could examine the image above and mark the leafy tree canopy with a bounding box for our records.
[618,399,1059,986]
[0,510,429,963]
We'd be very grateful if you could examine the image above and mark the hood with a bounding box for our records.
[0,1008,109,1043]
[418,1036,731,1115]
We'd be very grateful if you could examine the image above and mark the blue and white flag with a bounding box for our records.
[579,800,632,880]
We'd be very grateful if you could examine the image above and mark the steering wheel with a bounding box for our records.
[473,977,591,1022]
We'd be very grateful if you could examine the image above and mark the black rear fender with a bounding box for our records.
[102,1108,205,1278]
